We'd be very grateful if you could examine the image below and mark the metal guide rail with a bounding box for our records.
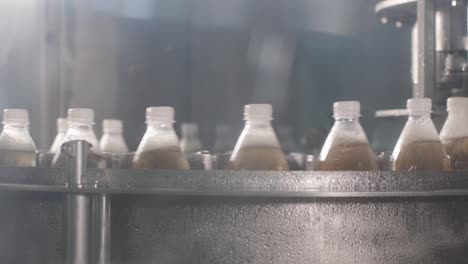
[2,166,468,198]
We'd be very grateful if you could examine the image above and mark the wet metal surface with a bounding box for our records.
[1,167,468,197]
[0,168,467,263]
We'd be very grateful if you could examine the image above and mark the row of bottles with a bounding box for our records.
[318,98,451,171]
[318,97,468,172]
[0,104,286,170]
[0,98,468,171]
[53,109,129,154]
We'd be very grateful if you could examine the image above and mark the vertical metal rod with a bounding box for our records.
[92,194,111,264]
[64,141,91,264]
[417,0,436,98]
[66,194,91,264]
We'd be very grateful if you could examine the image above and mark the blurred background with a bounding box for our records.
[0,0,411,152]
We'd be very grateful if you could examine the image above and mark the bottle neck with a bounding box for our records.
[103,131,122,136]
[408,112,431,120]
[68,121,93,129]
[334,116,359,123]
[245,119,271,127]
[147,121,175,130]
[3,122,29,130]
[65,122,97,140]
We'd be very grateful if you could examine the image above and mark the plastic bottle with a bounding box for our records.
[132,107,189,170]
[227,104,288,171]
[440,97,468,170]
[392,98,449,171]
[0,109,37,167]
[49,117,68,154]
[319,101,378,171]
[212,124,235,154]
[180,123,203,154]
[52,108,102,168]
[100,119,129,153]
[277,126,297,153]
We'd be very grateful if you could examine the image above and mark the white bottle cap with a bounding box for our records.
[181,123,199,134]
[244,104,273,121]
[146,106,175,123]
[3,109,29,124]
[333,101,360,118]
[407,98,431,113]
[57,117,68,132]
[447,97,468,112]
[67,108,95,124]
[103,119,123,133]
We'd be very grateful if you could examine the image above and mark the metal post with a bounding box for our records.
[65,194,91,264]
[63,140,92,264]
[63,140,111,264]
[417,0,436,98]
[91,194,111,264]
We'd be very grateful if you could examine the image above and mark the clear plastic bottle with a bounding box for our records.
[227,104,288,171]
[132,107,189,170]
[52,108,103,168]
[277,126,297,153]
[100,119,129,154]
[319,101,378,171]
[440,97,468,170]
[392,98,449,171]
[180,123,203,154]
[0,109,37,167]
[212,124,235,154]
[49,117,68,154]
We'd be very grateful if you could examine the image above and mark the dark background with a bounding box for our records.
[0,0,411,151]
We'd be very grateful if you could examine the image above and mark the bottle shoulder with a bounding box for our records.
[323,121,370,145]
[440,116,468,140]
[0,129,37,151]
[397,118,440,144]
[234,125,282,148]
[135,127,182,153]
[100,134,129,153]
[49,133,65,153]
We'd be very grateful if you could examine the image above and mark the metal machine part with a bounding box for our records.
[61,140,110,264]
[1,147,468,262]
[376,0,468,106]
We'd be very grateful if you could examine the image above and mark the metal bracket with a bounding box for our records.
[416,0,436,98]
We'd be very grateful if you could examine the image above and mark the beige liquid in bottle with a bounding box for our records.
[227,146,289,171]
[443,137,468,170]
[319,143,378,171]
[0,149,36,167]
[393,141,449,171]
[132,146,189,170]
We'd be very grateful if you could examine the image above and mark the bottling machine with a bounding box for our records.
[376,0,468,108]
[1,0,468,263]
